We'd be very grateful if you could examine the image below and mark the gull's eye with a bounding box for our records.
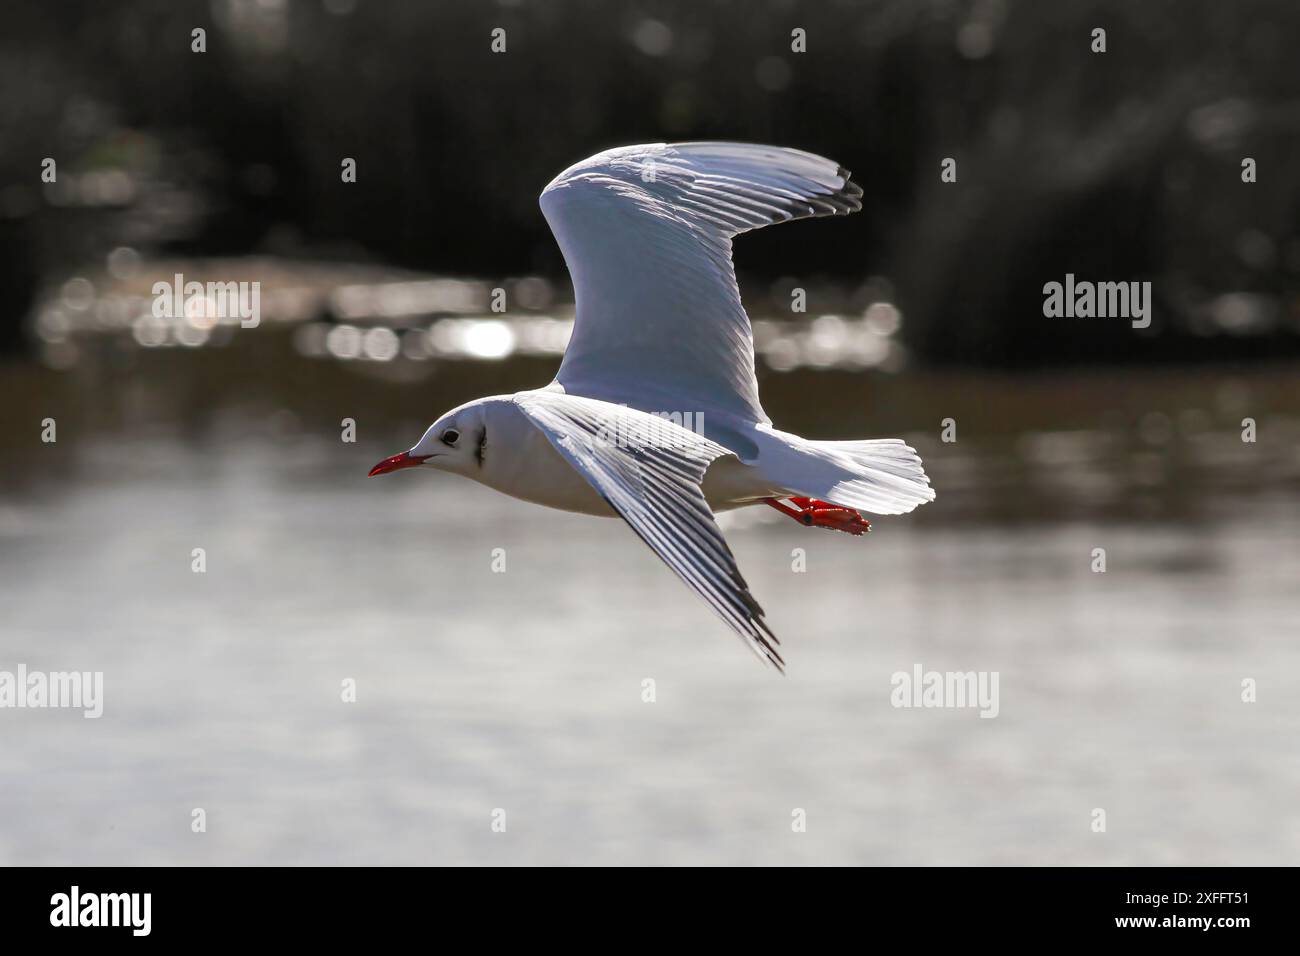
[441,428,460,446]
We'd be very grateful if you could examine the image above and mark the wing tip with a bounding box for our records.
[754,619,786,673]
[543,141,865,224]
[833,167,865,215]
[789,167,863,221]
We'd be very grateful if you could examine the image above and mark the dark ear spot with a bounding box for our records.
[475,426,487,467]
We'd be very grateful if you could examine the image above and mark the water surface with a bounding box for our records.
[2,431,1295,865]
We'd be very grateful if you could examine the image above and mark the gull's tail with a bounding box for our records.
[762,433,936,516]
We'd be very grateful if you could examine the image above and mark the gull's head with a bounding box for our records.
[368,398,493,478]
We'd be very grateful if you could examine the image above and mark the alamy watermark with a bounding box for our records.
[593,407,706,451]
[1043,273,1151,329]
[50,886,150,936]
[0,665,103,718]
[152,272,260,328]
[890,663,999,718]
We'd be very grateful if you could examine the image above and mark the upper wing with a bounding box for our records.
[540,142,863,425]
[513,389,783,670]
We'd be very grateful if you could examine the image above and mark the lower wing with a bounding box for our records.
[513,389,783,670]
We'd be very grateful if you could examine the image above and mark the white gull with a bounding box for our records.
[370,142,935,670]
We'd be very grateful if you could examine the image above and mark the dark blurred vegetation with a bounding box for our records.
[1,0,1297,366]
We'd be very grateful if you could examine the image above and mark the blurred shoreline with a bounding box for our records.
[4,257,1297,527]
[4,335,1297,527]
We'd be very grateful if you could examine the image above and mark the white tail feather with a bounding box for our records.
[777,437,936,516]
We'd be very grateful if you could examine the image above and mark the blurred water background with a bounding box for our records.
[1,0,1298,865]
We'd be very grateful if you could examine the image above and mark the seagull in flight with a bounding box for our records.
[369,143,935,669]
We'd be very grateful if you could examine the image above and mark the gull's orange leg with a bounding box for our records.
[763,498,871,536]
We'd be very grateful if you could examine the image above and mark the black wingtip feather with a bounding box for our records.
[806,171,863,220]
[836,171,865,213]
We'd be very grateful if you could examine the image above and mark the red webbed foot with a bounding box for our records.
[764,497,871,536]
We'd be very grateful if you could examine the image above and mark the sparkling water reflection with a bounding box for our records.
[1,432,1296,865]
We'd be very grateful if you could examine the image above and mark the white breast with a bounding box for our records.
[476,400,617,517]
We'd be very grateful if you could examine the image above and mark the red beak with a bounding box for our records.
[368,451,431,477]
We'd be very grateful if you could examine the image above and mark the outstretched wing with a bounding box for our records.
[514,389,783,670]
[540,142,862,425]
